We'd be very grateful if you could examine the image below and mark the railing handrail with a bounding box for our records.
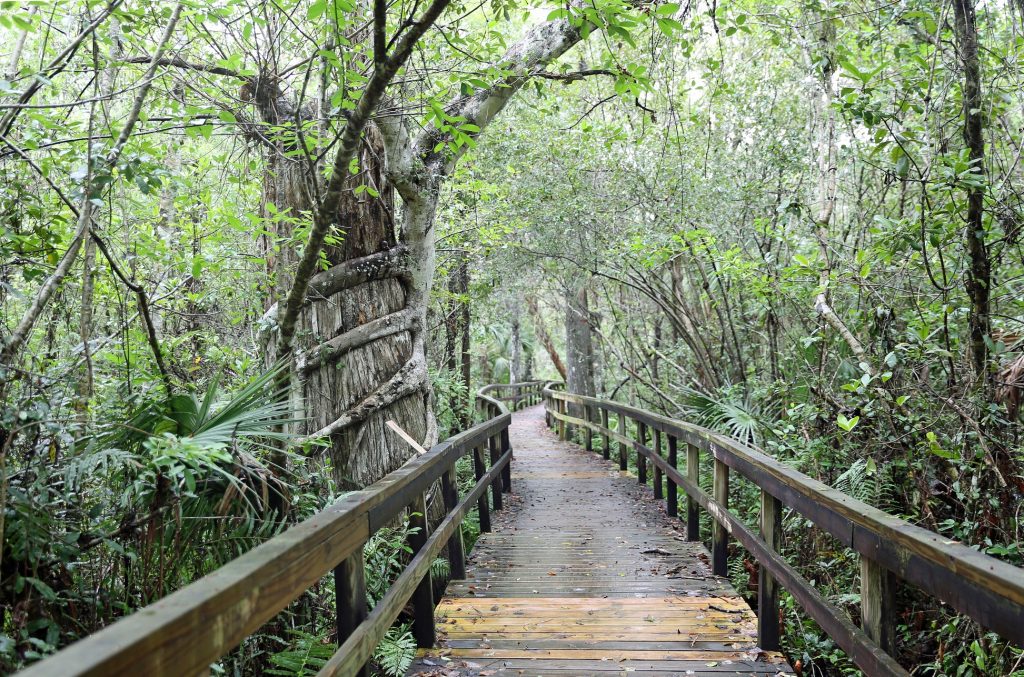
[19,382,544,677]
[478,380,556,411]
[543,387,1024,677]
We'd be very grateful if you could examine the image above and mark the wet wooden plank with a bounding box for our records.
[409,406,792,676]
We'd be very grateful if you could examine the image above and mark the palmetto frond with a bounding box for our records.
[677,386,767,446]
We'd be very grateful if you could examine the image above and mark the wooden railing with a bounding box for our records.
[478,379,551,412]
[20,383,541,677]
[544,388,1024,677]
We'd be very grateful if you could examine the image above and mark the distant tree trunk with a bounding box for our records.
[77,238,96,412]
[459,266,472,429]
[527,296,567,379]
[510,303,522,383]
[565,283,596,399]
[445,252,472,429]
[953,0,990,378]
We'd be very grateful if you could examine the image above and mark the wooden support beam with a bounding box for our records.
[618,414,628,471]
[600,408,610,460]
[474,446,491,533]
[653,429,663,501]
[441,465,466,580]
[500,427,512,492]
[558,399,567,440]
[334,552,369,677]
[861,557,897,655]
[667,435,678,517]
[488,435,503,511]
[408,493,435,648]
[584,405,594,452]
[637,421,648,485]
[758,490,782,651]
[712,458,729,576]
[686,442,700,541]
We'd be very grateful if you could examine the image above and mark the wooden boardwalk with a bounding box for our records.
[409,405,792,676]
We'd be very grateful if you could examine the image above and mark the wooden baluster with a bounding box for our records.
[408,493,435,647]
[861,558,897,654]
[600,408,610,460]
[558,399,567,441]
[488,434,503,511]
[441,465,466,579]
[653,429,663,501]
[584,405,594,452]
[758,490,782,651]
[686,442,700,541]
[667,435,678,517]
[712,458,729,576]
[637,421,648,485]
[618,414,628,471]
[473,446,491,533]
[334,551,369,676]
[500,426,512,493]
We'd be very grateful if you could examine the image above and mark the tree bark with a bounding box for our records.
[565,283,596,399]
[510,303,523,384]
[953,0,990,378]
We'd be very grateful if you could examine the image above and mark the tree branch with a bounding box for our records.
[0,3,184,383]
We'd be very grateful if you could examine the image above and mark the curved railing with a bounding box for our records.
[543,388,1024,677]
[477,379,553,413]
[20,382,545,677]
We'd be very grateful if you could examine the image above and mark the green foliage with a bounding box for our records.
[373,624,417,677]
[266,629,336,676]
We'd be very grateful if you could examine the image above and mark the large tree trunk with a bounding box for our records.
[254,74,431,490]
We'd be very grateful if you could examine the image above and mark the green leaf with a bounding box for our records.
[837,414,860,432]
[307,0,327,20]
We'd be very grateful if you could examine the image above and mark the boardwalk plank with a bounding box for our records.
[408,405,793,676]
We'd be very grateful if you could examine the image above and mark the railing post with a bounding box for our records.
[558,399,567,441]
[500,426,512,493]
[584,404,594,452]
[758,490,782,651]
[618,414,628,471]
[600,408,610,460]
[408,492,435,647]
[334,551,369,677]
[653,429,663,501]
[441,465,466,580]
[712,458,729,576]
[667,435,678,517]
[473,445,491,533]
[686,442,700,540]
[861,557,897,655]
[636,421,648,485]
[488,434,503,511]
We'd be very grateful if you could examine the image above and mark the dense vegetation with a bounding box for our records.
[2,0,1024,674]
